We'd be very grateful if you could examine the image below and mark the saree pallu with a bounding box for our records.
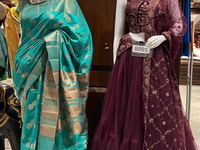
[13,0,93,149]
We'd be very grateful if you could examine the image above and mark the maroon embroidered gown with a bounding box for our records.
[90,0,198,150]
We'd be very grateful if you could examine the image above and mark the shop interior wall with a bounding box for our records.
[77,0,116,149]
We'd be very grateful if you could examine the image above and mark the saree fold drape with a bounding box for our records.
[13,0,93,149]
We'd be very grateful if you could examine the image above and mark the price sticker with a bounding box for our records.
[132,42,153,58]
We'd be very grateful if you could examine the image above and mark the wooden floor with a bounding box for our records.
[179,59,200,85]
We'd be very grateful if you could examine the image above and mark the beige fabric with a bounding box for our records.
[0,2,7,20]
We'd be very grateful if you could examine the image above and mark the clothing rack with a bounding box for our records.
[186,20,195,122]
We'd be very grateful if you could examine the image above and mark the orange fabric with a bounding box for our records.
[3,5,20,76]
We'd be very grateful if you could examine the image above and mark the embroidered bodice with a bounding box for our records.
[126,0,163,40]
[118,0,187,61]
[126,0,150,33]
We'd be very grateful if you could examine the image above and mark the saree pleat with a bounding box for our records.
[13,0,92,149]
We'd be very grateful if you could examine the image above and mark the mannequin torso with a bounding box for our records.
[113,0,166,62]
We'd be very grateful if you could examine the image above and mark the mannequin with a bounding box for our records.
[113,0,166,62]
[13,0,92,149]
[91,0,198,149]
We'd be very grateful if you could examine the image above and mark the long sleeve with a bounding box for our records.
[161,0,187,62]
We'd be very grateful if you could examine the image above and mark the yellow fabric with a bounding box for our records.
[3,5,20,77]
[10,7,20,34]
[10,7,19,20]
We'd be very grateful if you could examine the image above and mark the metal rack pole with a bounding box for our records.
[186,55,191,120]
[186,21,194,122]
[186,53,194,122]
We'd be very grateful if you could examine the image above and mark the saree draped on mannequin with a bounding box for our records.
[0,28,10,81]
[91,0,198,150]
[13,0,93,149]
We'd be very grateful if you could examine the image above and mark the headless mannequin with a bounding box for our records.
[113,0,167,63]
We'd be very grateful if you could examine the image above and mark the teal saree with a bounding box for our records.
[0,28,10,81]
[13,0,93,149]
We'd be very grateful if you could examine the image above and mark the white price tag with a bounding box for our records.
[132,42,153,58]
[132,45,150,54]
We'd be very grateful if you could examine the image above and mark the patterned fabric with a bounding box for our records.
[0,28,10,81]
[13,0,93,149]
[91,0,197,150]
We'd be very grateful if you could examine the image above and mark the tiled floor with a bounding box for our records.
[4,85,200,149]
[180,85,200,149]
